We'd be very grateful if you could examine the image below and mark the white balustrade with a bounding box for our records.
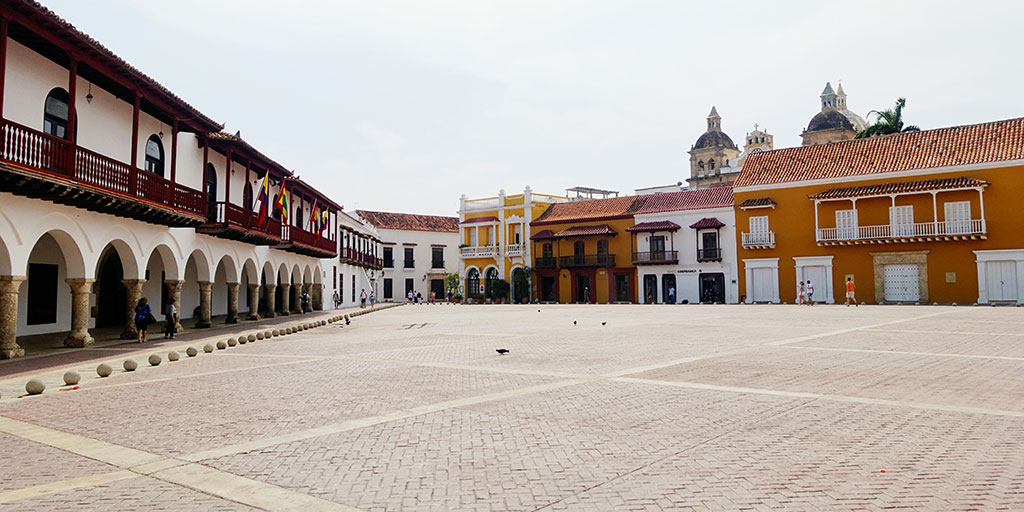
[816,219,986,242]
[741,231,775,247]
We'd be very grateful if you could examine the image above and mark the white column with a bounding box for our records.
[978,188,986,232]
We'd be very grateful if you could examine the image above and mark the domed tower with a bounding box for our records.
[735,124,774,168]
[801,82,867,146]
[688,106,740,188]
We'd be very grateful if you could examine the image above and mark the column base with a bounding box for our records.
[120,326,138,339]
[279,310,290,316]
[0,346,25,359]
[225,316,239,324]
[264,311,276,319]
[195,320,212,329]
[246,313,260,321]
[64,333,94,348]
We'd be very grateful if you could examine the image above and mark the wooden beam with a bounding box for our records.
[170,119,178,183]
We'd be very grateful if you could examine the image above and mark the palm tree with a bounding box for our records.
[855,97,921,138]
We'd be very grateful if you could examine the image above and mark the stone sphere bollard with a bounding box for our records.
[263,330,272,338]
[25,378,45,395]
[247,334,256,342]
[63,370,81,385]
[124,359,138,371]
[149,354,162,366]
[227,337,238,347]
[186,346,198,357]
[168,351,180,362]
[285,327,292,335]
[271,329,279,337]
[216,341,227,350]
[256,332,265,340]
[203,344,214,353]
[97,363,113,377]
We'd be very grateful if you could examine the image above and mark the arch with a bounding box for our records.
[312,266,322,285]
[261,260,275,284]
[95,239,141,280]
[466,267,481,298]
[291,264,301,285]
[302,265,313,284]
[242,258,259,284]
[185,248,212,283]
[510,265,527,303]
[145,134,165,177]
[24,229,86,279]
[95,244,127,328]
[215,254,240,284]
[0,229,12,276]
[147,244,180,281]
[205,163,218,204]
[277,262,289,284]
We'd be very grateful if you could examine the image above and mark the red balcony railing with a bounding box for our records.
[1,119,206,219]
[281,224,336,256]
[341,247,382,268]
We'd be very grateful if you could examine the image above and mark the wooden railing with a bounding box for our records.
[633,250,679,265]
[559,254,615,268]
[816,219,986,242]
[283,224,336,254]
[742,231,775,248]
[1,119,206,218]
[341,247,382,267]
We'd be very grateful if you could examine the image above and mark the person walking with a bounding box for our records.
[429,291,435,304]
[668,285,676,304]
[332,290,340,309]
[301,289,310,313]
[583,286,591,303]
[164,298,178,339]
[359,288,368,308]
[806,280,815,306]
[134,297,153,343]
[798,281,806,305]
[369,290,376,308]
[845,277,858,307]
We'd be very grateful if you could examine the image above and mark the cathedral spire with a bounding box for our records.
[820,82,838,111]
[707,106,721,131]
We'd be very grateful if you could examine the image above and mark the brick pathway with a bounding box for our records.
[0,304,1021,510]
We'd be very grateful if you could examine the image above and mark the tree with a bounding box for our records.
[511,266,532,303]
[855,97,920,139]
[445,272,460,295]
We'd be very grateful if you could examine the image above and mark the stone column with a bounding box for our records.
[264,284,277,318]
[312,284,322,311]
[225,282,240,324]
[246,284,260,320]
[279,283,291,316]
[196,281,212,328]
[0,276,26,359]
[120,279,146,339]
[165,280,184,332]
[64,278,95,348]
[291,284,301,314]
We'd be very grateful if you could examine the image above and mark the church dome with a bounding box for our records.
[806,110,854,133]
[694,130,737,150]
[840,109,869,131]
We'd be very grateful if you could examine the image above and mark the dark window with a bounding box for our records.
[404,247,414,268]
[384,278,393,299]
[383,247,394,268]
[405,278,414,294]
[243,184,253,210]
[27,263,58,325]
[597,239,609,255]
[43,88,70,140]
[144,135,164,176]
[573,241,585,265]
[650,235,665,261]
[431,247,444,268]
[271,194,280,219]
[701,231,718,249]
[485,267,499,299]
[205,163,218,204]
[542,243,553,258]
[294,206,303,228]
[351,274,356,302]
[467,268,480,298]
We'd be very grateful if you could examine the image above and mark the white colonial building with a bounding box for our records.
[630,187,739,304]
[0,1,340,358]
[334,211,383,308]
[355,210,459,302]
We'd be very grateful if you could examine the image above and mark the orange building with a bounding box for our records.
[733,117,1024,305]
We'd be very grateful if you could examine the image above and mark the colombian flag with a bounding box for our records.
[309,197,319,233]
[276,182,289,224]
[255,171,270,226]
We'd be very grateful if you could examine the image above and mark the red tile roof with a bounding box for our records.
[737,197,776,209]
[356,210,459,233]
[461,216,500,224]
[808,176,990,200]
[553,224,617,238]
[532,187,733,225]
[532,229,556,240]
[735,117,1024,188]
[689,217,726,229]
[626,221,682,233]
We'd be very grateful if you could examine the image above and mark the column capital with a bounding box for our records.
[121,278,147,287]
[265,283,277,291]
[0,275,26,294]
[248,283,261,290]
[226,282,240,288]
[65,278,95,293]
[197,280,213,290]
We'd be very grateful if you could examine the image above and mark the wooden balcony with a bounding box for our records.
[197,202,282,245]
[816,219,987,246]
[278,225,337,258]
[559,254,616,268]
[0,119,206,226]
[340,247,382,269]
[696,248,722,262]
[633,250,679,265]
[741,231,775,249]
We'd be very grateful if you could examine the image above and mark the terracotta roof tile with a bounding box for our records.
[356,210,459,233]
[688,217,726,229]
[532,229,555,240]
[626,221,682,233]
[808,176,990,200]
[533,187,733,225]
[553,224,617,238]
[533,195,638,225]
[737,197,776,208]
[630,187,734,214]
[461,216,500,224]
[735,117,1024,188]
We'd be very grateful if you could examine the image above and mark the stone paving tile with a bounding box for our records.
[790,329,1024,359]
[0,431,119,493]
[2,474,258,511]
[0,359,559,457]
[882,315,1024,335]
[634,346,1024,412]
[545,400,1024,511]
[76,353,313,390]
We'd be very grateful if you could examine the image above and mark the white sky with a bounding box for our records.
[45,0,1024,215]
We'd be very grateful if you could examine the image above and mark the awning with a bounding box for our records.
[553,224,617,238]
[737,197,776,209]
[809,176,990,200]
[461,216,500,224]
[626,220,682,233]
[689,217,725,229]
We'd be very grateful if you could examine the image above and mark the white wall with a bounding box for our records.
[376,228,459,302]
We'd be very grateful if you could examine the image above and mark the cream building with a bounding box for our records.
[800,82,869,146]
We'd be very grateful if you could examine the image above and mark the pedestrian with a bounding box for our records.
[583,286,590,303]
[845,277,858,307]
[369,290,376,308]
[359,288,367,308]
[416,291,422,303]
[447,290,453,303]
[301,289,310,313]
[164,298,178,339]
[332,290,340,309]
[668,285,676,304]
[646,291,653,304]
[134,297,153,343]
[429,291,435,303]
[798,281,806,305]
[806,280,814,306]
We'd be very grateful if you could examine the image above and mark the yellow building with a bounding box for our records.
[458,187,567,302]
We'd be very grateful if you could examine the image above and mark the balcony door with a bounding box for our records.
[573,241,585,266]
[889,206,914,237]
[700,231,718,259]
[944,201,971,234]
[749,216,769,244]
[650,236,665,261]
[836,209,858,240]
[205,163,218,205]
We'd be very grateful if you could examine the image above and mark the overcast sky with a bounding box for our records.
[45,0,1024,216]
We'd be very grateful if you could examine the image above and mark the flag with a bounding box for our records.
[255,171,270,226]
[276,182,289,225]
[309,197,319,233]
[320,208,329,233]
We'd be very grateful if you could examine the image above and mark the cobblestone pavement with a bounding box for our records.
[1,304,1022,511]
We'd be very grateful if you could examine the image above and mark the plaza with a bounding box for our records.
[0,303,1022,510]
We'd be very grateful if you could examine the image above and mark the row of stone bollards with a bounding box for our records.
[15,307,395,397]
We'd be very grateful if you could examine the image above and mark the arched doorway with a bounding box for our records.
[95,247,125,328]
[484,267,499,299]
[466,268,480,299]
[511,267,527,304]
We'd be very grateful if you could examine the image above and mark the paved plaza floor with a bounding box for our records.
[0,303,1022,511]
